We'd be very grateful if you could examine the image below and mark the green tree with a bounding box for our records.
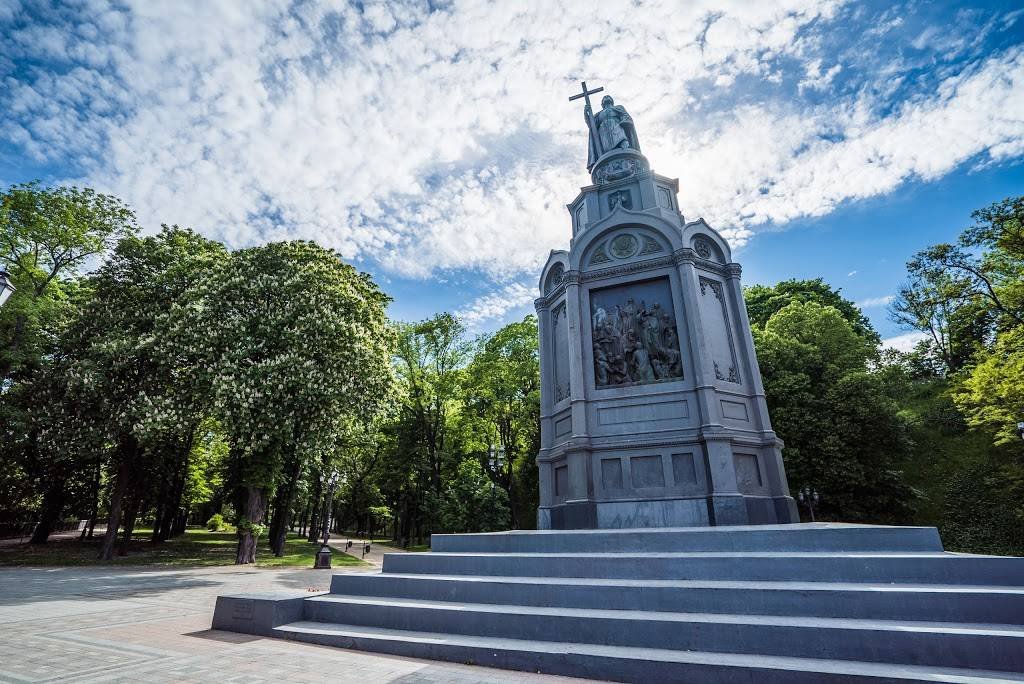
[55,227,226,558]
[745,278,878,343]
[388,313,471,544]
[752,300,916,522]
[462,315,540,529]
[169,241,395,564]
[425,459,510,534]
[0,182,136,383]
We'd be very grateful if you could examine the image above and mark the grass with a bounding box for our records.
[0,528,368,568]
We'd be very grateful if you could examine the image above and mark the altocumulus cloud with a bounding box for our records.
[2,0,1023,325]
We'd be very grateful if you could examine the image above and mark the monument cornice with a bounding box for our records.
[579,255,675,282]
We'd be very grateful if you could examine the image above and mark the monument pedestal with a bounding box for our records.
[535,147,797,529]
[213,524,1024,681]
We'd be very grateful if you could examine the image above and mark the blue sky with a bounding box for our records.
[2,1,1022,347]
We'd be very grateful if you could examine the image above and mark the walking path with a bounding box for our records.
[330,533,406,568]
[0,563,587,683]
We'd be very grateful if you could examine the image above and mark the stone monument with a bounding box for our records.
[536,82,798,529]
[211,86,1024,683]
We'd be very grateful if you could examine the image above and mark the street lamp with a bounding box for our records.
[314,470,342,569]
[0,271,15,308]
[797,486,820,522]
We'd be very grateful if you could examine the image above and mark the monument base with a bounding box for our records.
[212,523,1024,682]
[538,494,798,529]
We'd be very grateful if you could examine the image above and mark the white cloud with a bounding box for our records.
[882,331,929,352]
[2,0,1023,296]
[457,282,536,328]
[857,294,894,308]
[847,270,858,277]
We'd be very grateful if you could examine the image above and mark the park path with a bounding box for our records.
[330,533,407,568]
[0,563,588,683]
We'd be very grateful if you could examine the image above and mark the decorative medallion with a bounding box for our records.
[694,237,713,259]
[544,263,565,295]
[609,234,639,258]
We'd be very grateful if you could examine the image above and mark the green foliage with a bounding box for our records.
[745,278,878,343]
[425,459,510,534]
[751,299,916,522]
[0,181,137,383]
[206,513,225,531]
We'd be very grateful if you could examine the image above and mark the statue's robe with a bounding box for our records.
[586,104,641,170]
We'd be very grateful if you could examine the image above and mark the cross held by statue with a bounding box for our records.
[569,81,604,111]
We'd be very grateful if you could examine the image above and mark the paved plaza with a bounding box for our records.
[0,561,588,683]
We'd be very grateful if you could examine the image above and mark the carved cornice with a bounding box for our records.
[675,248,729,276]
[580,255,674,282]
[563,270,582,286]
[673,247,696,264]
[726,262,743,278]
[534,297,549,312]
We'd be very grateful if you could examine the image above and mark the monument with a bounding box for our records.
[211,85,1024,682]
[536,83,798,529]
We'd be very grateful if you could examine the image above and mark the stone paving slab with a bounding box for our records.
[0,564,590,683]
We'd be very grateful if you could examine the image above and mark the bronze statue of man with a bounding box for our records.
[586,95,641,170]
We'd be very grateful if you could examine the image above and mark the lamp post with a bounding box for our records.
[797,486,820,522]
[0,270,15,308]
[314,470,341,569]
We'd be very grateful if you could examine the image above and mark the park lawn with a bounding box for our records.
[0,528,368,568]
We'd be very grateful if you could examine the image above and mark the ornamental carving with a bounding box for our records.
[544,263,565,295]
[589,244,612,265]
[607,190,632,211]
[714,361,740,384]
[694,237,713,259]
[638,236,663,256]
[591,279,684,388]
[595,157,638,184]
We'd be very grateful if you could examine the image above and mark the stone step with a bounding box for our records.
[381,551,1024,584]
[327,572,1024,624]
[429,523,944,554]
[274,620,1024,683]
[302,595,1024,671]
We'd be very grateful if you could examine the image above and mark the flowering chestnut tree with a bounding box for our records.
[167,241,395,564]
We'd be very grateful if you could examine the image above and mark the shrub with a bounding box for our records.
[206,513,225,531]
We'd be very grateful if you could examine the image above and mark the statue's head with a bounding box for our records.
[601,95,614,108]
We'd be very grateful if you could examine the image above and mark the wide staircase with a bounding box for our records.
[241,524,1024,682]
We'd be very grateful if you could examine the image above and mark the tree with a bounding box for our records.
[0,182,136,384]
[462,316,540,528]
[53,227,226,558]
[169,241,395,564]
[752,300,916,522]
[745,278,878,344]
[388,313,471,544]
[889,195,1024,376]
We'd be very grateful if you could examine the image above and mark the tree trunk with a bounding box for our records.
[81,457,102,540]
[29,480,66,544]
[118,498,139,557]
[235,486,267,565]
[151,498,166,544]
[99,440,136,560]
[306,473,322,543]
[172,510,187,537]
[270,458,302,557]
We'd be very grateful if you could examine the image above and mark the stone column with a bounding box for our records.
[562,271,592,506]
